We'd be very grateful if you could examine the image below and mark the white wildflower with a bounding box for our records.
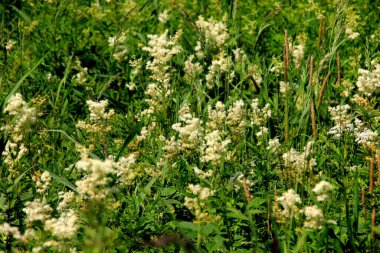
[313,180,334,201]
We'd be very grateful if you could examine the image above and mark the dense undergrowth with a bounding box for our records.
[1,0,380,252]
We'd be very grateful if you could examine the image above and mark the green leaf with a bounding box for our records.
[226,207,249,221]
[115,122,142,162]
[160,187,176,196]
[49,171,79,194]
[175,221,199,232]
[7,167,32,193]
[1,54,47,110]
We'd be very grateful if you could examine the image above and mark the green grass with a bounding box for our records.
[0,0,380,252]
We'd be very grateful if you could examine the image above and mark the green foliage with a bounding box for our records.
[0,0,380,252]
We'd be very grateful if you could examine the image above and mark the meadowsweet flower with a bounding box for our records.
[226,100,247,138]
[158,9,169,24]
[339,80,355,97]
[171,109,203,152]
[33,171,51,195]
[5,40,16,51]
[250,99,271,142]
[193,166,213,179]
[45,210,79,239]
[327,104,353,138]
[184,184,219,224]
[291,43,305,68]
[354,119,379,151]
[280,81,291,95]
[75,156,116,200]
[141,29,182,116]
[57,191,76,212]
[275,189,302,223]
[195,16,229,49]
[270,56,283,74]
[205,52,233,89]
[2,93,37,175]
[233,48,247,63]
[201,130,230,166]
[108,32,126,47]
[303,205,324,229]
[356,63,380,97]
[282,141,315,176]
[112,153,140,185]
[74,59,89,85]
[207,101,227,131]
[76,100,114,136]
[313,180,334,201]
[184,54,203,82]
[23,199,52,224]
[267,138,281,154]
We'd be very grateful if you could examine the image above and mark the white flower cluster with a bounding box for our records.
[3,93,37,142]
[267,138,281,154]
[33,171,52,195]
[172,105,203,150]
[75,59,89,85]
[250,99,272,141]
[45,210,79,239]
[76,100,114,134]
[353,119,379,151]
[141,29,182,116]
[158,9,169,24]
[282,141,316,173]
[195,16,228,49]
[303,205,325,229]
[279,81,291,95]
[327,104,353,138]
[112,153,139,185]
[184,184,219,224]
[184,54,203,82]
[312,180,334,201]
[275,181,335,230]
[207,101,227,131]
[161,105,203,158]
[291,42,305,68]
[2,93,37,176]
[201,130,231,166]
[75,155,116,201]
[193,166,213,180]
[108,32,128,62]
[0,223,35,243]
[23,199,53,224]
[226,100,247,138]
[233,48,247,64]
[57,191,76,212]
[275,189,302,223]
[205,52,234,89]
[356,63,380,97]
[5,40,16,51]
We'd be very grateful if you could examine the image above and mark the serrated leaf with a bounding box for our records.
[160,187,176,196]
[226,207,249,221]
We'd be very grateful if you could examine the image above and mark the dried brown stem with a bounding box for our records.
[317,18,323,50]
[317,71,331,109]
[361,187,367,223]
[283,31,290,143]
[242,178,252,203]
[337,51,341,86]
[377,150,380,185]
[371,207,376,240]
[309,55,317,140]
[370,157,374,194]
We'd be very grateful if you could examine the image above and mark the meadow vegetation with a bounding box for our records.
[0,0,380,252]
